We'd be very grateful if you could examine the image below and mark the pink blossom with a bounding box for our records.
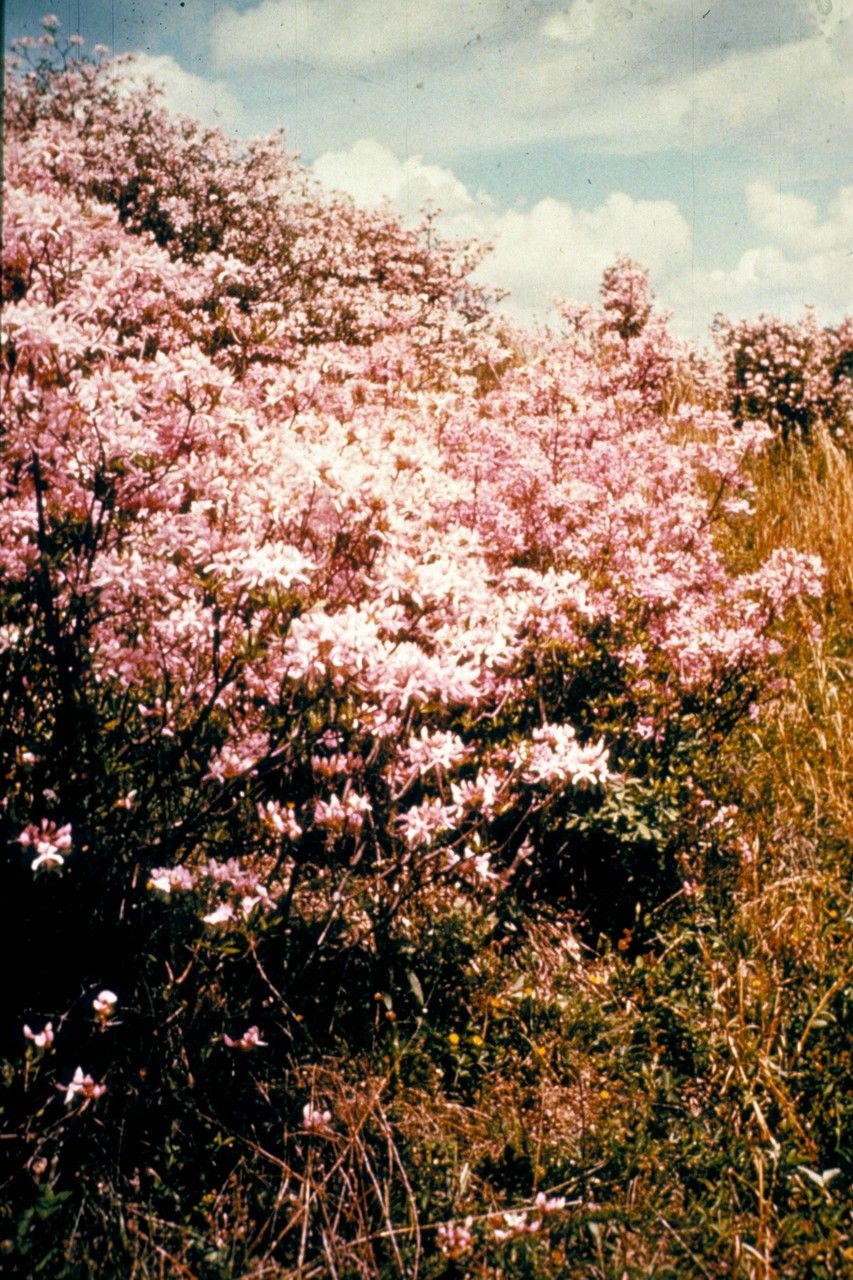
[23,1022,54,1049]
[492,1209,542,1242]
[449,769,505,819]
[202,903,235,926]
[93,991,118,1021]
[148,866,195,895]
[397,798,455,848]
[19,820,72,871]
[403,727,468,775]
[2,42,837,1065]
[533,1191,567,1213]
[313,791,371,835]
[437,1216,474,1258]
[223,1025,267,1050]
[204,733,269,782]
[258,800,303,841]
[515,726,611,790]
[302,1103,332,1133]
[446,842,498,885]
[62,1068,106,1105]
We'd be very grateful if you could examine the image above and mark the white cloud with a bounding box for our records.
[118,53,244,130]
[673,186,853,328]
[671,248,853,332]
[508,22,851,158]
[484,193,691,322]
[540,1,598,46]
[686,33,850,156]
[313,139,691,324]
[312,138,853,335]
[208,1,848,167]
[212,0,505,70]
[745,181,853,260]
[313,138,477,219]
[541,0,642,46]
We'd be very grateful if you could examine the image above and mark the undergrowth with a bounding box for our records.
[5,434,850,1279]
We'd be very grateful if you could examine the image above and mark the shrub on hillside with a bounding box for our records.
[4,23,495,368]
[714,309,852,442]
[0,19,834,1276]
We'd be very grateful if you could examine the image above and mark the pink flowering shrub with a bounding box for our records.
[4,29,494,367]
[1,21,838,1277]
[714,309,852,442]
[558,255,677,403]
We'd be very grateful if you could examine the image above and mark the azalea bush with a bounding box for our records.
[1,18,847,1278]
[714,309,853,443]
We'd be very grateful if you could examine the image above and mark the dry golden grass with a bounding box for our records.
[691,430,853,1279]
[746,430,853,605]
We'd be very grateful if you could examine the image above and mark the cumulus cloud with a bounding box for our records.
[313,138,479,219]
[116,1,849,334]
[313,138,691,324]
[745,181,853,260]
[676,31,849,157]
[540,1,600,46]
[118,53,244,130]
[675,185,853,328]
[312,138,852,334]
[484,194,691,322]
[509,10,850,159]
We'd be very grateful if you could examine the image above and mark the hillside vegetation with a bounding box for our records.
[2,20,851,1278]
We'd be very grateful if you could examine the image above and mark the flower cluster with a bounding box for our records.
[491,1191,567,1242]
[2,35,828,940]
[436,1215,474,1258]
[302,1103,333,1133]
[149,860,279,923]
[714,310,852,441]
[515,724,611,789]
[17,821,72,871]
[62,1068,106,1105]
[436,1193,568,1259]
[92,990,117,1023]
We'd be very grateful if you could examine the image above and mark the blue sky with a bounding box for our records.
[6,1,852,336]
